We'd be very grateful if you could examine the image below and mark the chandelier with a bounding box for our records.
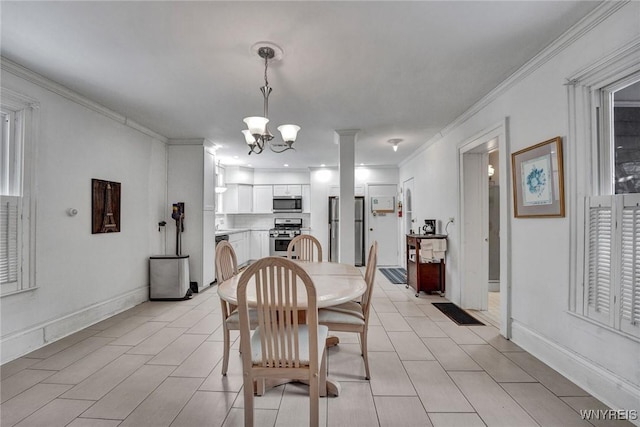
[242,44,300,155]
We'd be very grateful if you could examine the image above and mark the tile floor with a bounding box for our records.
[0,271,633,427]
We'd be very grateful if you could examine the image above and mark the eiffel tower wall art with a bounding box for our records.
[92,179,121,234]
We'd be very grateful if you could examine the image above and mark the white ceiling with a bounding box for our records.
[1,1,601,169]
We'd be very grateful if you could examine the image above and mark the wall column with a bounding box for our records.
[335,129,359,265]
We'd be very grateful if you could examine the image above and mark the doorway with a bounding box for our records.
[487,150,501,327]
[459,121,511,337]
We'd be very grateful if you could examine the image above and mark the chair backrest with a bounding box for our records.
[361,241,378,318]
[287,234,323,262]
[237,256,320,370]
[215,241,238,283]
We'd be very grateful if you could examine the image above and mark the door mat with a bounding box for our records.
[432,302,484,325]
[379,267,407,284]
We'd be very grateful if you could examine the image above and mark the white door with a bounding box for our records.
[402,178,415,268]
[367,184,398,266]
[461,153,489,310]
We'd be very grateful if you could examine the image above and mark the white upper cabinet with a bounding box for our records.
[223,184,253,213]
[273,184,302,197]
[253,185,273,213]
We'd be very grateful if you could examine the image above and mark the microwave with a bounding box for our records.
[273,196,303,213]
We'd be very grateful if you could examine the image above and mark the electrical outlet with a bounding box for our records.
[448,217,455,223]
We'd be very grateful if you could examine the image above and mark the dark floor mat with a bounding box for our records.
[432,302,484,325]
[379,267,407,284]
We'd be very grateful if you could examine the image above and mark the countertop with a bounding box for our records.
[215,228,251,236]
[215,227,311,236]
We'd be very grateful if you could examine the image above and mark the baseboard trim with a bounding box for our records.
[511,320,640,423]
[1,286,148,364]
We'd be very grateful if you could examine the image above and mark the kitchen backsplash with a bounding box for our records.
[216,213,310,230]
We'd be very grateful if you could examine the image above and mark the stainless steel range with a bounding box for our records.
[269,218,303,257]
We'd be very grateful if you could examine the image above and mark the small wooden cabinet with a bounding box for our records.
[406,234,446,297]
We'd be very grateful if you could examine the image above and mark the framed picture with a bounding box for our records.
[423,219,436,235]
[511,137,565,218]
[92,179,121,233]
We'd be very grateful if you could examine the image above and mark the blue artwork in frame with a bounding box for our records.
[511,137,565,218]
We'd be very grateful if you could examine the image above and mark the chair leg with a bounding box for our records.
[361,331,370,380]
[309,373,319,427]
[319,349,327,398]
[222,324,230,376]
[243,374,254,427]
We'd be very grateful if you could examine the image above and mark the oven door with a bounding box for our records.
[270,236,293,257]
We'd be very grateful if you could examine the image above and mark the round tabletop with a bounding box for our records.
[217,261,367,308]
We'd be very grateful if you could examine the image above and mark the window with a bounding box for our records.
[568,41,640,338]
[1,88,37,296]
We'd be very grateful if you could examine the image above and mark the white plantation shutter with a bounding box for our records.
[586,196,614,324]
[619,195,640,337]
[585,194,640,337]
[1,196,21,293]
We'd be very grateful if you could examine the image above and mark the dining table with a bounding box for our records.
[217,260,367,397]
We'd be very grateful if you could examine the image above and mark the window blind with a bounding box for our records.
[1,196,21,290]
[586,196,613,324]
[620,195,640,336]
[586,194,640,337]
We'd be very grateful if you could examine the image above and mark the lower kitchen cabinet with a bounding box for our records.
[229,231,250,267]
[250,230,270,260]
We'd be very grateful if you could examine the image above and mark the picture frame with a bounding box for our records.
[423,219,436,235]
[92,179,121,233]
[511,137,565,218]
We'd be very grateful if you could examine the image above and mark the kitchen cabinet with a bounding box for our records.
[253,185,273,213]
[250,230,270,260]
[203,149,216,211]
[229,231,250,267]
[302,185,311,213]
[273,184,302,196]
[223,184,253,213]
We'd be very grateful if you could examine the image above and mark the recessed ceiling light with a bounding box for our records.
[284,164,289,167]
[247,164,252,167]
[360,163,364,166]
[321,164,326,167]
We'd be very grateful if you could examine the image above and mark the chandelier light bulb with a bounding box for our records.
[277,124,301,143]
[243,116,269,136]
[242,130,256,145]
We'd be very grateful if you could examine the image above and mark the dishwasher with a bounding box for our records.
[214,234,229,284]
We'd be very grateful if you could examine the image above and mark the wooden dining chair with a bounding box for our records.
[317,241,378,379]
[237,256,328,427]
[287,234,323,261]
[215,241,257,376]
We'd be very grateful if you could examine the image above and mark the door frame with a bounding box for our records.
[458,119,512,338]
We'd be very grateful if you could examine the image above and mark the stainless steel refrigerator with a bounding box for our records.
[329,196,365,266]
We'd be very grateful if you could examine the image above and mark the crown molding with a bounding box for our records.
[399,1,630,168]
[1,57,168,143]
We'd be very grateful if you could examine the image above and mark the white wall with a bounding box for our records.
[0,68,168,363]
[399,3,640,415]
